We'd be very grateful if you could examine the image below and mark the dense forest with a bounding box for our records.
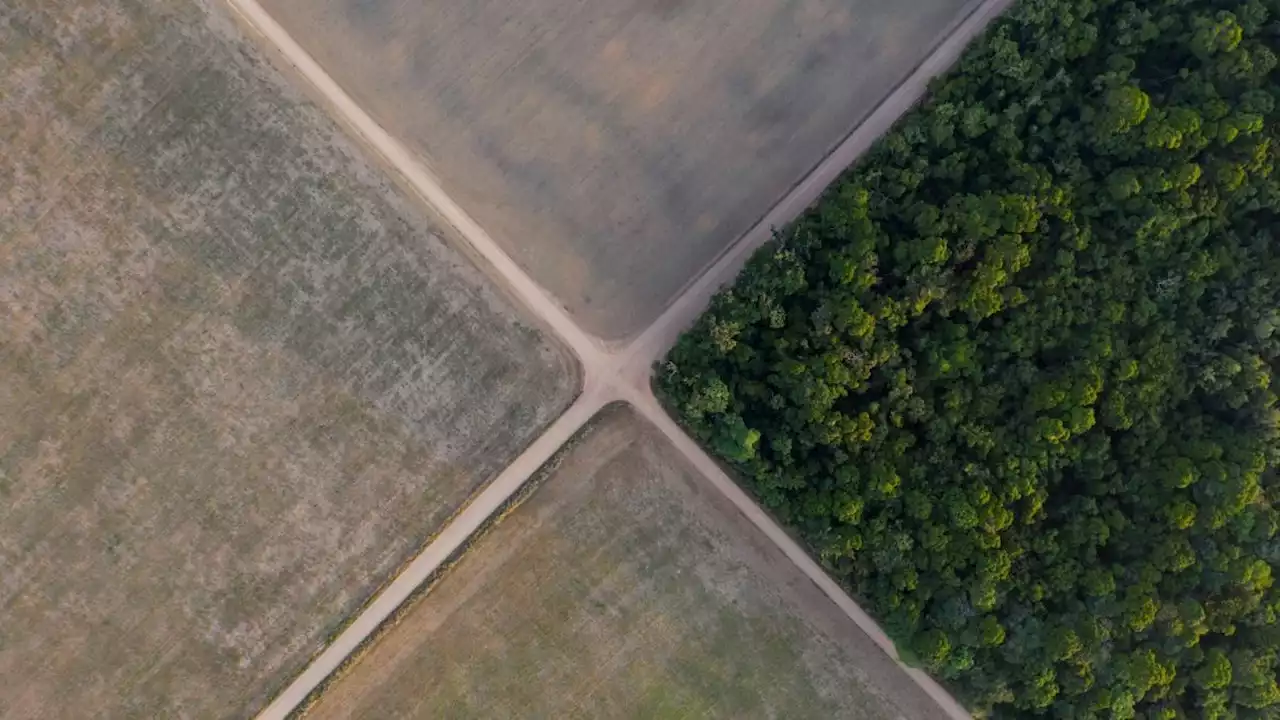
[660,0,1280,716]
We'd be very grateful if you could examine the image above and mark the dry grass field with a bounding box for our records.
[306,405,947,720]
[0,1,577,717]
[258,0,976,339]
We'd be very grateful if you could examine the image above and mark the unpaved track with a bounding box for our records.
[232,0,1013,715]
[254,390,608,719]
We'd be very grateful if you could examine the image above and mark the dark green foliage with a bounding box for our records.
[660,0,1280,716]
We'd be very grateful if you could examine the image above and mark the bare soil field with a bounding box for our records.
[257,0,976,340]
[0,1,577,717]
[306,405,947,720]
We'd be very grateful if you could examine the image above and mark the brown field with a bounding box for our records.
[0,1,577,717]
[258,0,976,339]
[306,405,946,720]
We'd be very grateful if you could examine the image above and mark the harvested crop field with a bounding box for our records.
[258,0,978,340]
[0,1,577,717]
[306,405,945,720]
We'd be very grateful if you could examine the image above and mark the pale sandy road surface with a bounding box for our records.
[228,0,1014,716]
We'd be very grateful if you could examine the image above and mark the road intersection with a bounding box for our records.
[226,0,1012,715]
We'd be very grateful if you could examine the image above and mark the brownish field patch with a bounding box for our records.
[259,0,975,339]
[0,1,576,717]
[306,406,947,720]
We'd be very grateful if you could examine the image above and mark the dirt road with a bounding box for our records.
[227,0,1013,715]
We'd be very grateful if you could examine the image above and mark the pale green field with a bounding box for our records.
[307,406,946,720]
[0,1,576,716]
